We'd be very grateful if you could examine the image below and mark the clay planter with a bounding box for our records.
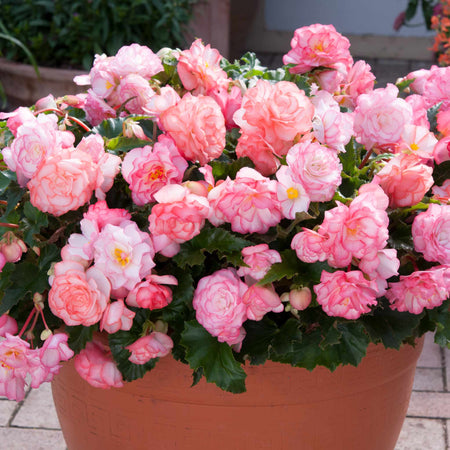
[0,58,86,110]
[51,337,424,450]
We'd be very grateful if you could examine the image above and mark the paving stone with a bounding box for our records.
[407,392,450,418]
[0,400,17,426]
[395,418,446,450]
[417,333,443,369]
[11,382,60,430]
[0,427,66,450]
[413,368,444,392]
[444,347,450,392]
[447,419,450,449]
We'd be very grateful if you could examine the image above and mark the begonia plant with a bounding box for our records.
[0,23,449,398]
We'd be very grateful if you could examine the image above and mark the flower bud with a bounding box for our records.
[1,241,24,263]
[154,320,169,334]
[288,287,312,311]
[183,180,208,197]
[40,329,53,341]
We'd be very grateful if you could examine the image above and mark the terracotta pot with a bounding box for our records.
[0,58,86,110]
[52,337,424,450]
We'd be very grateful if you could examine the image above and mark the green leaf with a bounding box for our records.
[93,118,125,139]
[405,0,419,21]
[38,244,60,271]
[0,286,28,315]
[396,77,415,92]
[340,138,361,176]
[181,321,246,393]
[0,171,14,194]
[66,325,94,354]
[173,227,252,269]
[259,249,301,285]
[108,328,157,381]
[106,136,150,154]
[427,102,442,132]
[209,156,253,181]
[361,300,423,349]
[240,317,280,365]
[22,201,49,245]
[427,300,450,347]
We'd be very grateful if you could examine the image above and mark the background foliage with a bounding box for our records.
[0,0,198,69]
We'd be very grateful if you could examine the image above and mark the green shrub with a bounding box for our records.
[0,0,198,70]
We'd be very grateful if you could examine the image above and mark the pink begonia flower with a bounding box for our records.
[193,269,248,346]
[0,106,35,136]
[291,228,328,263]
[49,261,110,326]
[404,67,434,95]
[93,220,155,292]
[437,108,450,135]
[418,66,450,110]
[433,135,450,164]
[275,166,310,219]
[292,184,389,269]
[314,270,379,320]
[122,119,149,141]
[74,339,124,389]
[29,333,75,388]
[233,79,314,159]
[353,84,413,150]
[433,179,450,203]
[286,287,312,311]
[75,134,121,200]
[322,184,389,268]
[339,60,375,109]
[84,54,119,100]
[117,73,155,114]
[359,248,400,296]
[208,167,282,234]
[84,200,131,230]
[208,85,242,130]
[283,23,353,74]
[84,89,117,126]
[242,284,283,321]
[0,334,32,400]
[149,184,209,257]
[160,93,226,166]
[373,153,434,208]
[62,202,131,264]
[387,266,450,314]
[177,38,229,94]
[100,299,136,334]
[34,94,58,110]
[311,91,353,153]
[412,204,450,264]
[0,253,6,272]
[39,333,74,370]
[405,94,430,128]
[28,148,101,217]
[2,113,74,187]
[0,314,18,337]
[126,274,177,309]
[126,332,173,365]
[237,244,281,282]
[122,134,187,205]
[235,132,281,176]
[395,124,437,160]
[144,85,180,120]
[112,43,163,79]
[286,141,342,202]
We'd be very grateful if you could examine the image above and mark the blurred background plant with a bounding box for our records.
[393,0,439,31]
[0,0,199,70]
[430,0,450,65]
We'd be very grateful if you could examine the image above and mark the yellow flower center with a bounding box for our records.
[343,297,350,306]
[106,81,114,90]
[149,167,164,181]
[286,187,299,199]
[410,143,419,151]
[114,248,130,267]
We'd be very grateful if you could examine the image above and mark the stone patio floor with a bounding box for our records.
[0,332,448,449]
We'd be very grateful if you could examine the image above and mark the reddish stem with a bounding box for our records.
[38,307,50,331]
[0,222,19,229]
[18,308,38,338]
[34,108,91,132]
[358,148,374,170]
